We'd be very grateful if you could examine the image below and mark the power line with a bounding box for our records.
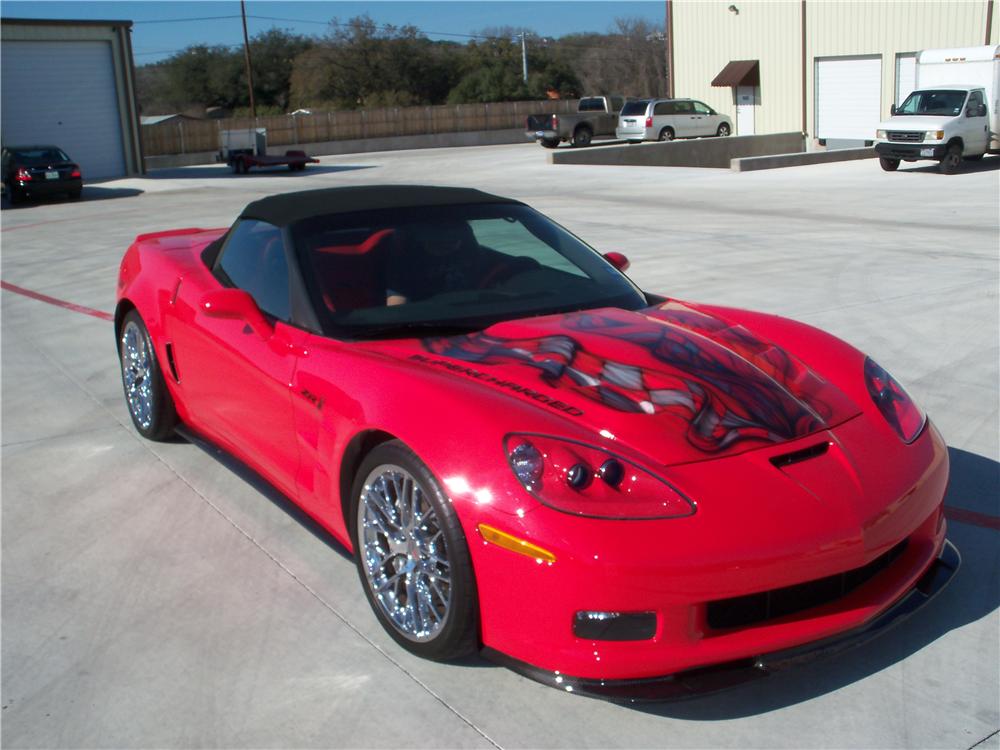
[133,15,243,25]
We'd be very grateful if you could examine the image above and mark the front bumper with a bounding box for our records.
[876,142,946,160]
[468,418,951,682]
[484,539,959,703]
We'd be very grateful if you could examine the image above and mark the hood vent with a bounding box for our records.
[769,441,829,468]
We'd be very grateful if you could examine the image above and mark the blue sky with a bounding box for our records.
[3,2,667,63]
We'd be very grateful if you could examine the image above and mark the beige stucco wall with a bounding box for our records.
[672,0,998,139]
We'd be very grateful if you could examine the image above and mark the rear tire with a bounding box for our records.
[939,143,962,174]
[658,127,675,142]
[350,440,479,661]
[118,310,178,441]
[571,127,592,148]
[879,157,900,172]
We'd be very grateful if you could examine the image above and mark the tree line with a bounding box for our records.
[137,16,667,115]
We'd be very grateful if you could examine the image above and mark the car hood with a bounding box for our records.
[375,301,861,467]
[878,116,955,130]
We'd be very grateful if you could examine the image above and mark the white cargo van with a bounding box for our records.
[874,45,999,173]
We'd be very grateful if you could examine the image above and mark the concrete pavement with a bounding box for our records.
[2,145,998,748]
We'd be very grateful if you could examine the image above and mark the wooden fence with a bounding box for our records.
[141,99,580,157]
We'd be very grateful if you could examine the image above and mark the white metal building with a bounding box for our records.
[1,18,143,179]
[669,0,1000,145]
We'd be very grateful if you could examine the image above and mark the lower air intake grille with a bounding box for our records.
[707,539,909,631]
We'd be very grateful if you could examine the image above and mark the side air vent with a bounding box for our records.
[770,441,829,468]
[165,342,180,383]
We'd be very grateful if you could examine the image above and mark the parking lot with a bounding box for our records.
[2,144,998,749]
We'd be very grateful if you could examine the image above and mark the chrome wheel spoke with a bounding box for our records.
[358,464,452,642]
[120,321,155,430]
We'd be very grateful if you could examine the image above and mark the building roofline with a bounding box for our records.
[1,17,133,29]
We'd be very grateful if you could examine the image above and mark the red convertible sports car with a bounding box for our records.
[116,186,958,701]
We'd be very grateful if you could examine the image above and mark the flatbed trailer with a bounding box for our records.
[228,150,319,174]
[218,128,319,174]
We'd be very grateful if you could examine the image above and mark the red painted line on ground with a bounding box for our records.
[1,280,113,321]
[945,506,1000,531]
[0,209,137,233]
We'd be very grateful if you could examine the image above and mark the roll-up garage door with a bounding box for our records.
[1,40,125,179]
[815,56,882,142]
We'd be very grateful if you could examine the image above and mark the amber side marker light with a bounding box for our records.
[477,524,556,564]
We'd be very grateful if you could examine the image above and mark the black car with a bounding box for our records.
[2,145,82,204]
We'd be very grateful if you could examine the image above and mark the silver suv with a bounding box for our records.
[616,98,733,142]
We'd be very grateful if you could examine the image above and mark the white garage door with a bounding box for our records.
[1,40,125,179]
[895,54,917,106]
[815,56,882,142]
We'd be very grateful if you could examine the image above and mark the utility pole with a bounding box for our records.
[521,31,528,83]
[240,0,257,118]
[665,0,674,98]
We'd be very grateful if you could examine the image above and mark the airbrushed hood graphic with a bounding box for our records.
[399,302,859,464]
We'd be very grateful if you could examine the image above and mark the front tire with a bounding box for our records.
[716,123,731,137]
[118,310,178,441]
[879,157,900,172]
[939,143,962,174]
[350,441,478,660]
[571,126,592,148]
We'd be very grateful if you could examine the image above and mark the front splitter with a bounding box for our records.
[482,539,960,703]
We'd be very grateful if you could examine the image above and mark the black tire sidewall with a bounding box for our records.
[349,440,479,661]
[880,157,900,171]
[659,128,674,141]
[118,310,178,441]
[940,145,962,174]
[573,128,592,147]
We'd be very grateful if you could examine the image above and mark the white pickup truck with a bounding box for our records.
[874,45,999,174]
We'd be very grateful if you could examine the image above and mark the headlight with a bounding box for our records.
[876,129,887,139]
[863,357,926,444]
[504,434,696,519]
[925,130,945,140]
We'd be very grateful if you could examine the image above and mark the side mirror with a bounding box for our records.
[200,288,274,339]
[890,104,897,116]
[603,251,631,272]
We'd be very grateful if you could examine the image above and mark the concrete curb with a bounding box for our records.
[731,147,877,172]
[549,132,806,169]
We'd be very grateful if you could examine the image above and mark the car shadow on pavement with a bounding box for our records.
[145,164,375,180]
[898,154,1000,175]
[640,445,999,719]
[176,426,352,561]
[0,186,144,209]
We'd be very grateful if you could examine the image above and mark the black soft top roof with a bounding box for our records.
[240,185,524,227]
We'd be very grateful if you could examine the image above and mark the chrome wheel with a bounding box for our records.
[120,320,153,430]
[357,464,451,642]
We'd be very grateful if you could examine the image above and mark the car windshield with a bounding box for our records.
[895,90,968,116]
[291,203,648,339]
[621,100,650,116]
[12,147,71,165]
